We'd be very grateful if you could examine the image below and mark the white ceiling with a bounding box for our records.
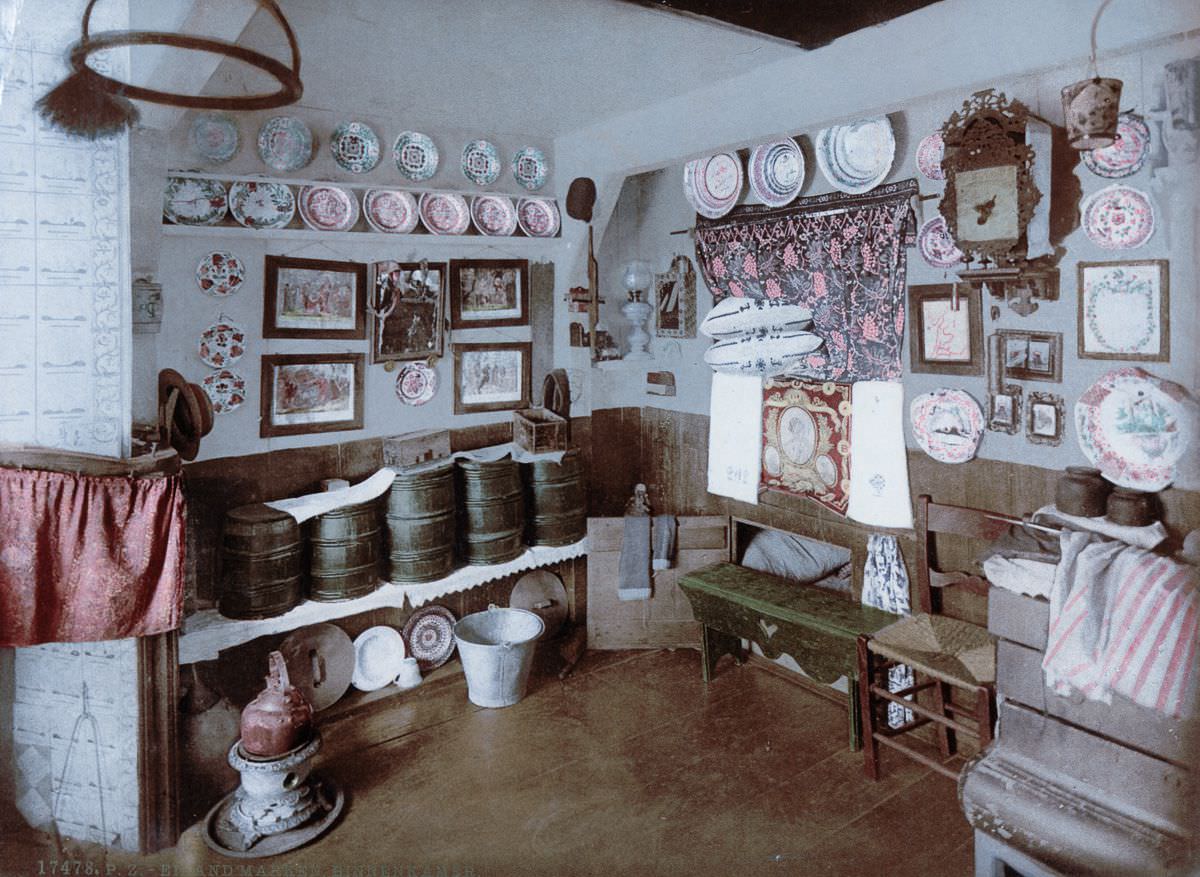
[195,0,798,140]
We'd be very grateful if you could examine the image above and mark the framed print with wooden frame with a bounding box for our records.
[654,255,697,338]
[1026,391,1064,446]
[263,255,367,339]
[370,260,446,364]
[452,342,531,414]
[260,353,364,438]
[1077,259,1169,362]
[999,329,1062,383]
[908,282,983,375]
[987,384,1022,434]
[449,259,529,329]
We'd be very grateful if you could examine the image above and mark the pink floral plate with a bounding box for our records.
[1081,183,1155,249]
[684,153,742,219]
[195,251,245,297]
[516,197,560,237]
[915,132,945,181]
[418,192,470,235]
[402,605,457,671]
[395,362,438,406]
[910,388,984,464]
[363,189,418,234]
[917,216,964,269]
[298,184,359,232]
[1082,113,1151,179]
[201,369,246,414]
[198,317,246,368]
[470,194,518,236]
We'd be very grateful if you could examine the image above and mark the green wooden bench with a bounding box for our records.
[679,561,897,751]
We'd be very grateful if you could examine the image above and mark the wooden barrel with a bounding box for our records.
[523,449,586,546]
[456,458,525,565]
[220,503,305,619]
[308,500,382,601]
[386,461,456,583]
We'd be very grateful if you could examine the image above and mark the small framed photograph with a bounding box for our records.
[263,256,367,339]
[987,384,1022,435]
[370,261,446,364]
[1026,391,1064,446]
[908,283,983,375]
[1077,260,1169,361]
[999,330,1062,383]
[452,342,531,414]
[260,353,364,437]
[449,259,529,329]
[654,256,697,339]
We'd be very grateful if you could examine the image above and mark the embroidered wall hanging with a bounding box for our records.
[694,179,917,383]
[761,378,852,515]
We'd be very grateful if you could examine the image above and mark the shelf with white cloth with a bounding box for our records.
[160,223,565,247]
[178,537,587,664]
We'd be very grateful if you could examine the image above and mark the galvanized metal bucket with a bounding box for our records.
[453,605,544,708]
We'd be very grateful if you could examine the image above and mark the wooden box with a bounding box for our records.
[383,428,450,468]
[513,407,567,454]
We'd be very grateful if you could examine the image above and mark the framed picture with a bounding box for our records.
[449,259,529,329]
[259,353,364,437]
[908,283,983,375]
[1027,391,1064,446]
[1077,260,1169,361]
[452,342,531,414]
[999,329,1062,383]
[654,255,697,339]
[987,384,1022,435]
[370,261,446,364]
[263,255,367,339]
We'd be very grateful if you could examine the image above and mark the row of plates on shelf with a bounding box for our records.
[190,113,549,190]
[162,177,561,237]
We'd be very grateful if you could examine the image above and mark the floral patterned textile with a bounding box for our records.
[0,468,186,646]
[695,179,917,382]
[761,379,852,515]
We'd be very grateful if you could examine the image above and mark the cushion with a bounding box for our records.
[740,529,851,587]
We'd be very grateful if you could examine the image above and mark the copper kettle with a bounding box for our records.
[240,650,313,757]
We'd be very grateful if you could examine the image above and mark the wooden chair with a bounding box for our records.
[856,495,1016,780]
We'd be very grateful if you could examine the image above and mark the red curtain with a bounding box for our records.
[0,468,186,646]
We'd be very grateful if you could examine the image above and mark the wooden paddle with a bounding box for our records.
[567,178,598,361]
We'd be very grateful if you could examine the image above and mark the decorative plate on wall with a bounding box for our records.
[188,112,239,164]
[683,153,743,218]
[298,184,359,232]
[402,605,457,671]
[470,194,518,236]
[516,198,560,237]
[418,192,470,235]
[910,388,984,464]
[198,317,246,368]
[816,117,895,194]
[395,361,438,406]
[329,121,380,174]
[228,180,295,229]
[511,146,548,191]
[917,216,965,269]
[1081,183,1156,249]
[1075,367,1190,491]
[748,138,805,207]
[256,116,314,172]
[201,368,246,414]
[915,132,945,181]
[163,177,227,226]
[461,139,501,185]
[392,131,439,181]
[1082,113,1151,179]
[363,188,419,234]
[195,251,245,296]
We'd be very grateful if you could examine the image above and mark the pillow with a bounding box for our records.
[700,297,814,339]
[703,330,823,376]
[740,529,851,586]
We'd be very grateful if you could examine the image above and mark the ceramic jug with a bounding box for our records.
[240,650,313,757]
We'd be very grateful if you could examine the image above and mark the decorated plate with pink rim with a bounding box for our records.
[198,316,246,368]
[1081,184,1156,249]
[516,197,560,237]
[915,132,945,181]
[684,153,742,219]
[748,138,804,207]
[470,194,518,236]
[395,361,438,406]
[228,180,295,229]
[298,184,359,232]
[402,605,457,671]
[1082,113,1151,179]
[461,139,501,186]
[1075,367,1190,491]
[418,192,470,235]
[918,216,964,269]
[195,251,245,297]
[201,368,246,414]
[256,116,313,172]
[910,388,984,464]
[363,188,418,234]
[393,131,439,181]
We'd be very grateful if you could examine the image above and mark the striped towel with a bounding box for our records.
[1042,531,1198,719]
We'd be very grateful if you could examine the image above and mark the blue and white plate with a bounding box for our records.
[461,139,501,185]
[748,138,804,207]
[815,117,894,195]
[330,121,380,174]
[511,146,547,191]
[256,116,313,172]
[392,131,439,181]
[228,181,295,230]
[188,112,239,164]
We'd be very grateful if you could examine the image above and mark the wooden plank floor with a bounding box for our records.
[1,649,975,876]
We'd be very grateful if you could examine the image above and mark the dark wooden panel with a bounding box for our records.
[588,406,641,516]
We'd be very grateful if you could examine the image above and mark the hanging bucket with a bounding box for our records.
[454,606,545,708]
[1061,77,1123,149]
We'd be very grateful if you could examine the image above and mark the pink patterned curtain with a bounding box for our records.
[0,468,186,646]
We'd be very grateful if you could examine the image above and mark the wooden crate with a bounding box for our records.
[513,407,567,453]
[383,428,450,468]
